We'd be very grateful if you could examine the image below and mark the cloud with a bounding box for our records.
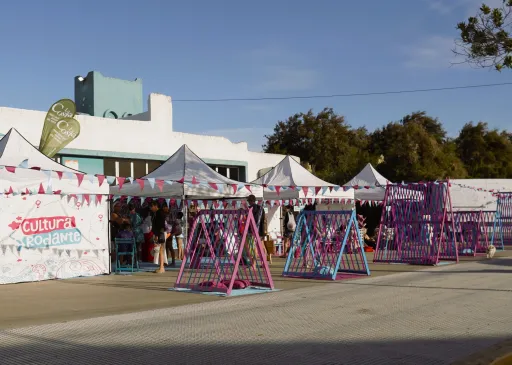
[201,127,271,152]
[402,36,467,69]
[245,45,320,92]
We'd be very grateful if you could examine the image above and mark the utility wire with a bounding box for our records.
[173,81,512,102]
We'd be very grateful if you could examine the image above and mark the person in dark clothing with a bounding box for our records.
[248,194,265,237]
[150,201,167,273]
[282,205,296,257]
[244,195,266,267]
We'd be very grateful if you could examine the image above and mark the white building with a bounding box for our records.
[0,71,291,182]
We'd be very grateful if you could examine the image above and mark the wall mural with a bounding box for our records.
[0,194,109,284]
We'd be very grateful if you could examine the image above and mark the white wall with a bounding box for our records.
[0,93,291,182]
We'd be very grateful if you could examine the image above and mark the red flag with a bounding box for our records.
[191,176,199,185]
[223,201,229,209]
[56,171,63,180]
[275,186,281,195]
[329,186,333,192]
[96,195,103,204]
[117,177,126,190]
[315,187,321,195]
[6,186,13,195]
[177,177,185,184]
[156,179,164,192]
[136,179,145,191]
[76,173,85,187]
[231,184,238,194]
[245,185,252,193]
[96,175,105,186]
[5,166,15,173]
[38,183,45,194]
[302,187,309,196]
[208,182,218,190]
[53,190,62,195]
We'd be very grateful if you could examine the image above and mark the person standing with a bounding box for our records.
[128,203,144,263]
[150,201,166,274]
[282,205,296,257]
[245,195,266,267]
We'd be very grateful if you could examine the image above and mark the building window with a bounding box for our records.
[217,166,228,177]
[133,160,147,178]
[207,164,245,182]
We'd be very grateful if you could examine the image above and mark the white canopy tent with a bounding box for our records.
[251,155,354,238]
[344,163,390,201]
[450,179,512,211]
[0,128,109,284]
[109,145,262,199]
[251,155,354,201]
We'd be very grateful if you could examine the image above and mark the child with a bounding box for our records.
[172,212,185,261]
[116,222,134,265]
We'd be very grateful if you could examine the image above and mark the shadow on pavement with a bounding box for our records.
[1,331,510,365]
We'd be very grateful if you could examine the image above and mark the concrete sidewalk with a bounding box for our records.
[0,252,509,330]
[1,257,512,364]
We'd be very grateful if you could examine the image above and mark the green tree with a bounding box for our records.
[263,108,375,184]
[455,0,512,70]
[370,112,467,182]
[455,122,512,177]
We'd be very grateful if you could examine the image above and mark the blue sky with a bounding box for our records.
[0,0,511,151]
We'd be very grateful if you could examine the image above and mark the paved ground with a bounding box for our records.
[1,253,505,330]
[1,257,511,365]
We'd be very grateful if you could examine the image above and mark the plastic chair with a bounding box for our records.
[115,238,139,273]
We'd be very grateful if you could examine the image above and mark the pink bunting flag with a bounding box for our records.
[213,201,219,208]
[117,177,126,190]
[56,171,63,180]
[329,186,333,192]
[5,166,15,173]
[38,184,45,194]
[231,184,238,194]
[83,194,90,205]
[302,187,309,196]
[136,179,145,191]
[245,185,252,193]
[315,187,321,195]
[155,179,164,192]
[177,177,185,184]
[191,176,199,185]
[223,201,229,209]
[275,186,281,196]
[208,182,218,190]
[75,173,85,187]
[53,190,61,195]
[6,186,13,195]
[96,175,105,186]
[96,195,103,204]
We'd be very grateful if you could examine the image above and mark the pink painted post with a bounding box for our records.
[374,181,457,265]
[174,208,274,295]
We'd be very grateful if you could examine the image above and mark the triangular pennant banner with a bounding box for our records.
[117,177,126,190]
[106,176,116,185]
[76,173,85,187]
[147,178,155,189]
[97,175,105,186]
[18,159,29,169]
[136,179,145,191]
[156,179,164,192]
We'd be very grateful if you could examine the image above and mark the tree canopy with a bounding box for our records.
[263,109,512,184]
[455,0,512,70]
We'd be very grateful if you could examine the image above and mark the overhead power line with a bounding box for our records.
[173,82,512,102]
